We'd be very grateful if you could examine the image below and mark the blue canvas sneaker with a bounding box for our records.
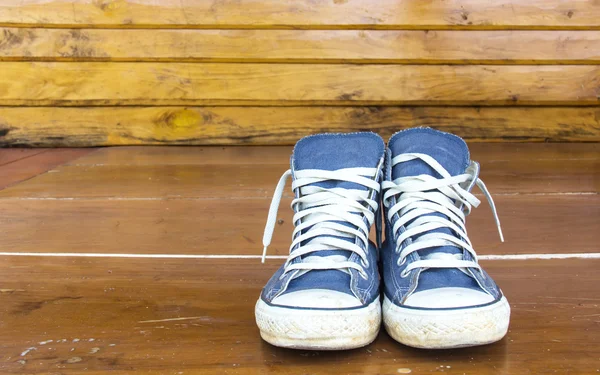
[256,133,385,350]
[381,128,510,349]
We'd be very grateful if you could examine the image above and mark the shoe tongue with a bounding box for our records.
[389,128,477,293]
[293,132,383,190]
[388,128,469,180]
[285,133,384,296]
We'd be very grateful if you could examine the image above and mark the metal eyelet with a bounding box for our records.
[397,257,407,266]
[400,269,410,278]
[359,271,369,280]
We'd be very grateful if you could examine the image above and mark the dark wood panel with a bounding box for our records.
[0,148,46,166]
[0,164,287,199]
[2,106,600,147]
[480,158,600,194]
[69,146,295,166]
[69,144,600,167]
[0,0,599,29]
[0,258,598,374]
[0,156,597,198]
[469,143,600,162]
[1,63,599,106]
[0,195,597,256]
[0,149,94,190]
[2,28,600,64]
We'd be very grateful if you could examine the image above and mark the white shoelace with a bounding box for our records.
[261,168,380,279]
[382,153,503,276]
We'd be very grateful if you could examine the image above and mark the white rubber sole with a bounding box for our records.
[255,297,381,350]
[383,295,510,349]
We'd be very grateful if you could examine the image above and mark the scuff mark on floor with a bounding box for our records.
[137,316,211,323]
[20,347,36,356]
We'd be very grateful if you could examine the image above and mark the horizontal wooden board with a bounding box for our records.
[0,164,286,199]
[2,106,600,147]
[1,63,599,106]
[0,195,597,256]
[0,156,597,198]
[0,149,93,190]
[0,0,599,29]
[0,148,45,166]
[2,28,600,63]
[68,143,600,167]
[69,146,296,166]
[469,143,600,162]
[0,257,598,374]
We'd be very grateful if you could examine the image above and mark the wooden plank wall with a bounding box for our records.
[0,0,599,146]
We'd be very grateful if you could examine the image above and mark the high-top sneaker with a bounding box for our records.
[381,127,510,349]
[256,133,385,350]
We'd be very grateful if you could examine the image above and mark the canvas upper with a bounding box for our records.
[260,132,385,309]
[381,128,504,309]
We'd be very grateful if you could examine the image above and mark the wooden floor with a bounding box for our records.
[0,143,598,374]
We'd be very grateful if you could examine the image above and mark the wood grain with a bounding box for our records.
[0,157,597,198]
[469,143,600,162]
[0,144,597,373]
[70,144,600,167]
[0,164,287,199]
[69,146,296,166]
[0,195,597,256]
[0,0,599,29]
[0,149,93,190]
[0,148,46,166]
[3,28,600,64]
[2,106,600,147]
[1,63,599,106]
[0,257,598,374]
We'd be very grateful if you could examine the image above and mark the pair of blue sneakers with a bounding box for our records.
[256,128,510,350]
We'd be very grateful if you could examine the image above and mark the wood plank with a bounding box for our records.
[2,106,600,147]
[0,149,94,190]
[3,28,600,64]
[0,0,599,29]
[0,156,596,198]
[0,195,597,256]
[70,143,600,167]
[0,257,598,374]
[69,146,296,166]
[1,63,599,106]
[0,198,283,256]
[0,148,46,166]
[0,164,287,199]
[480,158,600,194]
[469,143,600,162]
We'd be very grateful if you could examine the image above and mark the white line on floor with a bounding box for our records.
[0,253,278,259]
[138,316,210,323]
[0,252,599,260]
[0,192,596,201]
[479,253,600,260]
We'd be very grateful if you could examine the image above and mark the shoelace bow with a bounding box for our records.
[262,168,380,279]
[382,153,503,276]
